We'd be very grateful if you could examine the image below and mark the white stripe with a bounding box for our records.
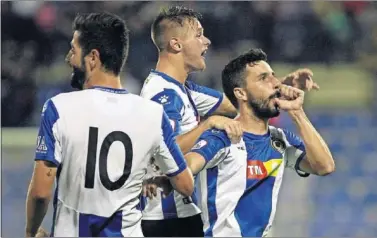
[262,164,285,237]
[52,119,62,164]
[199,170,210,232]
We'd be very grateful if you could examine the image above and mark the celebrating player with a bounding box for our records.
[25,12,194,237]
[140,6,321,237]
[184,48,335,237]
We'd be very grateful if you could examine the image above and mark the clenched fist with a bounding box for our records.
[274,85,304,111]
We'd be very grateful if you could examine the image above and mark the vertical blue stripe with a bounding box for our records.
[205,167,219,236]
[50,166,61,237]
[161,192,178,219]
[233,136,276,237]
[79,211,123,237]
[161,111,186,177]
[150,89,184,135]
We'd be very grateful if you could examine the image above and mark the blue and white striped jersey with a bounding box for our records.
[140,69,223,220]
[34,86,187,237]
[191,126,309,237]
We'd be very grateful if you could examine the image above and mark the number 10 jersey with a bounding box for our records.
[34,86,188,237]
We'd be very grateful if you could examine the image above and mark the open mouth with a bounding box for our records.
[201,50,207,58]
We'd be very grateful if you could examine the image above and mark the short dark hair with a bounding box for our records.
[222,48,268,108]
[73,12,129,76]
[151,6,202,51]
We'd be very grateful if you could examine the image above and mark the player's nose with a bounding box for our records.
[272,76,281,89]
[204,36,211,47]
[65,51,73,64]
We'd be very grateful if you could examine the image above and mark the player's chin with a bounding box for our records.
[268,102,280,117]
[193,61,206,72]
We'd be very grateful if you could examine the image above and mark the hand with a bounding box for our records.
[282,68,319,92]
[207,115,243,143]
[274,85,304,111]
[26,227,49,237]
[36,227,49,237]
[142,176,173,199]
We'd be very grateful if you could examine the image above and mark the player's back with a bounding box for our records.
[49,87,166,236]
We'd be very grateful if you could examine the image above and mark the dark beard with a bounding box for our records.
[70,66,86,90]
[248,92,280,119]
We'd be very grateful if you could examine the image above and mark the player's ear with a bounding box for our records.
[86,49,100,70]
[234,87,247,102]
[169,38,182,52]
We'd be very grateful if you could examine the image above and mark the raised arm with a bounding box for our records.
[275,85,335,176]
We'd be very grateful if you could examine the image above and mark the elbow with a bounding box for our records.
[31,192,52,201]
[29,187,52,201]
[177,176,194,197]
[171,169,195,197]
[316,160,335,176]
[179,183,194,197]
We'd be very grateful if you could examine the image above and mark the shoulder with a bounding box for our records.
[141,73,183,99]
[268,125,303,147]
[197,129,231,148]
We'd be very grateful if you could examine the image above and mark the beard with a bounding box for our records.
[247,91,280,119]
[70,66,87,90]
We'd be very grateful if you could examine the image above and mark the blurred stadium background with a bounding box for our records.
[2,1,377,237]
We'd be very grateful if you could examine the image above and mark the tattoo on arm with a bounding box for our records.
[46,169,52,177]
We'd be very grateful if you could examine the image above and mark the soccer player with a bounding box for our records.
[184,48,335,237]
[25,12,194,237]
[140,6,320,237]
[140,6,321,237]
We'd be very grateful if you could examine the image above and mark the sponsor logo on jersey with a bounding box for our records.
[247,159,282,179]
[158,95,169,104]
[36,136,48,153]
[270,137,286,154]
[193,140,207,150]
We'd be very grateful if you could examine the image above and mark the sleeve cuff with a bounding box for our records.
[165,161,187,177]
[191,149,212,164]
[35,156,60,167]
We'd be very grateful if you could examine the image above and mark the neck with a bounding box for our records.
[236,104,270,135]
[155,52,188,84]
[84,72,122,90]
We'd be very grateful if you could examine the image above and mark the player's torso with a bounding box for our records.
[140,72,201,219]
[51,88,162,222]
[200,128,289,237]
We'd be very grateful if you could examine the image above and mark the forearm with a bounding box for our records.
[289,109,335,175]
[176,121,211,154]
[26,187,51,236]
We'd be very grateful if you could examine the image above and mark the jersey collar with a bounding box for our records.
[151,69,186,93]
[89,86,128,94]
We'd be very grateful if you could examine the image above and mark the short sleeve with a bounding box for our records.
[35,99,62,166]
[186,81,223,117]
[190,130,230,169]
[151,89,184,135]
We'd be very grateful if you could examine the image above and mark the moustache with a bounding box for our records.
[268,91,281,100]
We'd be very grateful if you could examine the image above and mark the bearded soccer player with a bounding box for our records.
[140,6,321,237]
[184,48,335,237]
[25,12,194,237]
